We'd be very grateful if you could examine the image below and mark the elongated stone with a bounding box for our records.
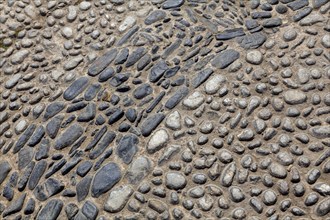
[13,124,36,154]
[85,126,107,151]
[149,60,169,83]
[36,199,63,220]
[46,115,64,139]
[43,102,66,121]
[91,162,121,198]
[145,10,166,25]
[165,86,189,109]
[116,134,138,164]
[0,161,11,185]
[116,26,139,46]
[54,124,83,150]
[2,193,26,217]
[88,49,118,76]
[28,125,45,146]
[89,131,116,160]
[141,113,166,137]
[211,49,240,69]
[216,28,245,40]
[63,77,90,101]
[28,160,47,190]
[191,68,214,88]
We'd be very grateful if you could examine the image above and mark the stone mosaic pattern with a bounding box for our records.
[0,0,330,219]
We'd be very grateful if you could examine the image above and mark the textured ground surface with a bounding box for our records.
[0,0,330,219]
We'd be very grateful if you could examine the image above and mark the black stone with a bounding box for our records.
[27,125,45,146]
[211,49,240,69]
[84,83,101,101]
[65,203,79,220]
[18,147,34,170]
[287,0,308,11]
[125,108,137,122]
[192,68,214,88]
[116,26,139,46]
[149,60,169,83]
[77,102,96,122]
[116,134,139,164]
[165,86,189,109]
[24,198,35,215]
[91,162,121,198]
[2,193,26,217]
[28,160,47,190]
[126,47,146,68]
[145,10,167,25]
[77,161,93,177]
[35,139,50,161]
[43,102,66,121]
[162,0,184,9]
[236,32,267,49]
[108,108,124,125]
[0,161,11,185]
[45,158,67,178]
[109,73,129,87]
[89,131,116,160]
[85,126,107,151]
[216,28,245,40]
[36,199,63,220]
[67,102,87,113]
[133,83,153,99]
[13,124,36,154]
[98,67,115,82]
[76,175,92,202]
[63,77,90,101]
[44,177,64,197]
[54,124,83,150]
[292,7,312,21]
[88,49,118,76]
[141,113,165,137]
[82,201,99,220]
[17,162,35,191]
[114,48,129,65]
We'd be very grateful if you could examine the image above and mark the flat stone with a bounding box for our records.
[145,10,166,25]
[165,111,181,130]
[118,16,136,32]
[211,49,240,69]
[76,175,92,202]
[89,131,116,160]
[88,49,118,76]
[269,163,287,178]
[165,86,189,109]
[36,199,63,220]
[149,60,169,83]
[116,134,138,164]
[2,193,26,217]
[91,163,121,198]
[191,68,214,88]
[81,201,98,220]
[216,28,245,40]
[300,11,325,25]
[0,161,11,185]
[63,76,90,101]
[316,198,330,216]
[104,185,133,213]
[310,126,330,139]
[283,90,307,104]
[54,124,83,150]
[147,129,169,154]
[141,113,166,137]
[63,56,83,71]
[133,83,153,99]
[126,47,146,67]
[11,50,29,64]
[236,32,267,49]
[125,156,152,184]
[43,102,66,121]
[162,0,184,9]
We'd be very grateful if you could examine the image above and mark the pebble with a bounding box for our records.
[104,185,133,213]
[211,49,240,69]
[147,129,169,154]
[246,50,263,65]
[165,172,187,190]
[126,156,152,184]
[283,90,307,105]
[183,91,205,110]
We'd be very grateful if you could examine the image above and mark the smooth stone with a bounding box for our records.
[11,50,29,64]
[165,111,181,130]
[165,172,187,190]
[81,201,98,220]
[2,193,26,217]
[269,163,287,178]
[89,131,116,160]
[220,162,236,187]
[316,198,330,216]
[300,12,325,25]
[5,74,21,89]
[165,86,189,109]
[125,47,146,67]
[84,84,101,101]
[147,129,169,154]
[0,161,11,185]
[15,119,28,134]
[43,102,66,121]
[191,68,214,88]
[183,91,205,110]
[36,199,63,220]
[76,175,92,202]
[246,50,263,65]
[133,83,153,99]
[211,49,240,69]
[54,124,83,150]
[162,0,184,9]
[216,28,245,40]
[104,185,133,213]
[28,125,45,146]
[118,16,136,33]
[98,67,115,82]
[63,77,90,101]
[145,10,166,25]
[77,102,96,122]
[283,90,307,104]
[88,49,118,76]
[141,113,166,137]
[116,134,138,164]
[125,156,152,184]
[18,147,34,170]
[91,163,121,198]
[13,124,36,154]
[46,115,64,139]
[63,56,83,70]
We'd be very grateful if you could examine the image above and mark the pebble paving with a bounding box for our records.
[0,0,330,219]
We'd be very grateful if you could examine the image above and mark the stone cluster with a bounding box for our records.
[0,0,329,219]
